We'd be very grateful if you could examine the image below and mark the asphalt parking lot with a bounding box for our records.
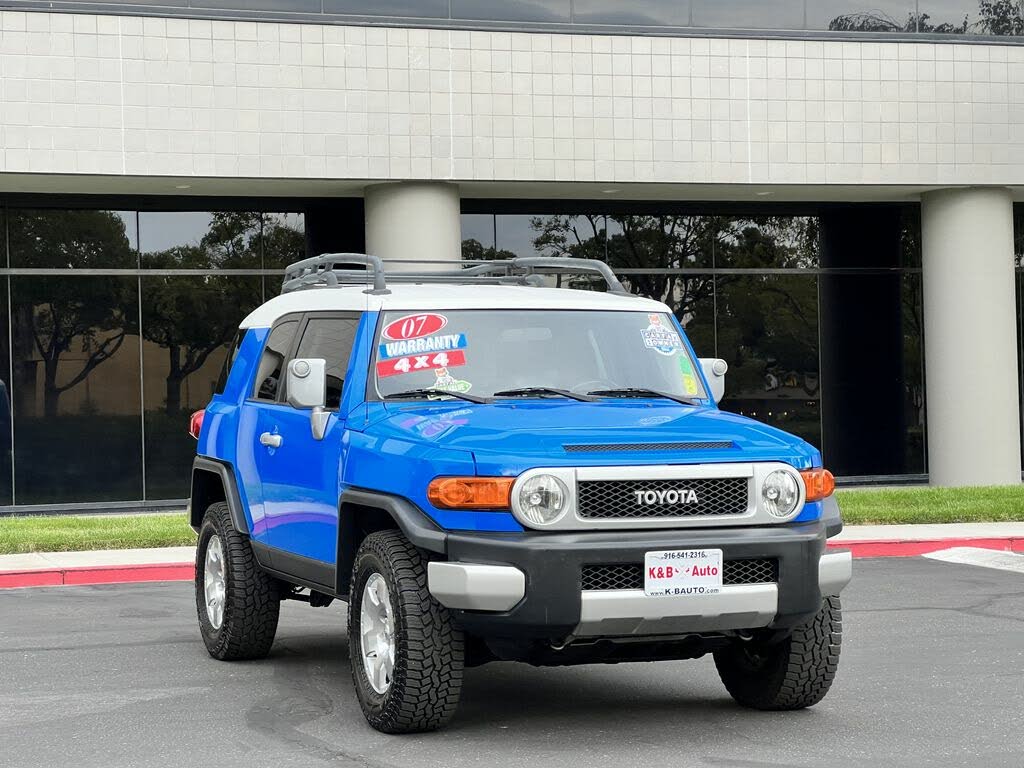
[1,558,1022,768]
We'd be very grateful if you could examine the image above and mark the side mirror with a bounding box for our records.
[699,358,728,404]
[286,358,330,440]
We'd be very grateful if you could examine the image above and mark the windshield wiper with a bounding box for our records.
[385,388,491,404]
[587,388,701,407]
[492,387,598,403]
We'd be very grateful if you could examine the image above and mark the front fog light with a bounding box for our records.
[518,474,569,525]
[762,470,800,518]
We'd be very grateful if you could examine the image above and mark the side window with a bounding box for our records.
[253,320,299,401]
[295,316,360,409]
[213,330,244,396]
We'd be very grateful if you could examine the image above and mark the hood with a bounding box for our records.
[364,400,820,475]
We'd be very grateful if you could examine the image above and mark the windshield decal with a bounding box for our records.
[376,350,467,378]
[379,333,467,360]
[678,355,701,396]
[640,314,683,355]
[382,312,449,341]
[430,368,473,394]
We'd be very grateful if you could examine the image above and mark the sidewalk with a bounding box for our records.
[2,523,1024,589]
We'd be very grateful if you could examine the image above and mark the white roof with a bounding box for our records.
[240,283,668,328]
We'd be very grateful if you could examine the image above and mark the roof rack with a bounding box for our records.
[280,253,630,296]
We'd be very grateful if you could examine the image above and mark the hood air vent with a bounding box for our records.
[563,441,733,453]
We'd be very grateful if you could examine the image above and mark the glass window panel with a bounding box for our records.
[691,0,805,29]
[139,211,213,256]
[496,214,546,257]
[141,275,263,500]
[140,211,265,269]
[573,0,690,26]
[461,214,496,261]
[77,0,187,5]
[529,214,609,260]
[1015,205,1024,267]
[8,209,137,268]
[919,0,1021,34]
[190,0,322,12]
[323,0,449,17]
[497,214,608,261]
[254,320,300,401]
[295,317,361,410]
[0,274,11,506]
[10,276,142,504]
[451,0,571,23]
[711,217,819,269]
[1019,270,1024,467]
[902,273,926,474]
[607,215,717,270]
[811,0,916,32]
[900,206,923,268]
[715,274,822,448]
[259,212,307,270]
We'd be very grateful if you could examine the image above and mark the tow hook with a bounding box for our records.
[549,634,576,651]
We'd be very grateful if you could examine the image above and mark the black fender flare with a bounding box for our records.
[189,456,250,534]
[338,488,447,553]
[336,488,447,594]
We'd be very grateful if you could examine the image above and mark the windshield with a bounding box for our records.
[371,310,707,401]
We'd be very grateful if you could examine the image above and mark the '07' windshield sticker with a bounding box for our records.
[382,313,448,341]
[376,350,467,378]
[640,314,683,356]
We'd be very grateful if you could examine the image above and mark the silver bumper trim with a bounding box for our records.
[427,562,526,612]
[575,583,778,637]
[819,550,853,596]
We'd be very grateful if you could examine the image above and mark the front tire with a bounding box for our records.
[195,502,281,660]
[714,596,842,710]
[348,530,465,733]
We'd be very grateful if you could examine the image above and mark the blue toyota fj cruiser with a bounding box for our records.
[188,254,851,734]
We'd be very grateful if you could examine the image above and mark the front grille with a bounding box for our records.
[581,559,778,591]
[564,441,733,453]
[577,476,749,519]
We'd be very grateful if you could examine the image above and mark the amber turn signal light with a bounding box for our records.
[800,468,835,502]
[427,477,514,510]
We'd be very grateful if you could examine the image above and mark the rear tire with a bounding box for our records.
[195,502,281,660]
[714,596,842,710]
[348,530,464,733]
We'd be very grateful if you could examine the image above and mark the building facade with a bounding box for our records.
[0,0,1022,510]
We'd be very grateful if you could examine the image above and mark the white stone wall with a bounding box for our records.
[1,9,1023,185]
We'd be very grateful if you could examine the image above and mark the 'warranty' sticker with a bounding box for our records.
[640,314,683,356]
[379,333,467,360]
[376,350,467,378]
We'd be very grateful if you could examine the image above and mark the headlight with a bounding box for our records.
[762,470,800,518]
[517,474,569,525]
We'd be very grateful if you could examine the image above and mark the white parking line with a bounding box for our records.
[922,547,1024,575]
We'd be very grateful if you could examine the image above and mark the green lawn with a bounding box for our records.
[1,486,1023,555]
[836,485,1024,525]
[0,513,196,555]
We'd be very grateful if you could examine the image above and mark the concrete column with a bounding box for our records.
[921,187,1020,486]
[364,182,462,270]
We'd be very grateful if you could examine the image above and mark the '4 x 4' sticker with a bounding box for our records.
[376,350,467,378]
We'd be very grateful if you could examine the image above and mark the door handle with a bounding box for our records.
[259,432,282,449]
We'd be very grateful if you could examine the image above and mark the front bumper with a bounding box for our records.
[428,521,851,640]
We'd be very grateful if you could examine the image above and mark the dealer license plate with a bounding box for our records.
[644,549,723,597]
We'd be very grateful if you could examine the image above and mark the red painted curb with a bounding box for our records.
[0,563,194,589]
[828,537,1024,558]
[1,537,1022,589]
